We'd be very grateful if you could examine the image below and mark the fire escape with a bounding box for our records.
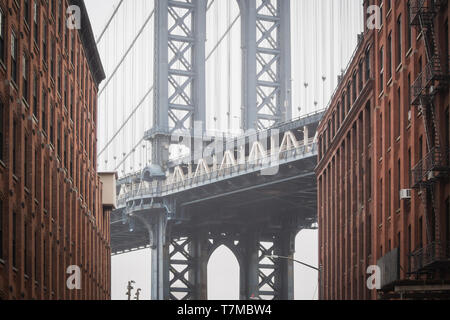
[409,0,450,275]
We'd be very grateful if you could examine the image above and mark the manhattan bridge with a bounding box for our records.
[93,0,364,300]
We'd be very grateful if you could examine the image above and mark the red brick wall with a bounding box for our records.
[316,0,450,300]
[0,0,110,300]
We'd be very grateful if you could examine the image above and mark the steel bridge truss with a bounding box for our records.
[162,230,296,300]
[149,0,292,165]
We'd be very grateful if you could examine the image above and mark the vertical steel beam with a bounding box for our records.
[274,231,295,300]
[189,234,209,300]
[239,0,292,130]
[239,231,260,299]
[239,0,258,130]
[151,0,207,166]
[151,213,171,300]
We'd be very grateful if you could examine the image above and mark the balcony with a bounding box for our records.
[410,0,434,26]
[411,55,449,105]
[411,147,450,188]
[409,242,450,274]
[409,0,443,26]
[377,248,400,290]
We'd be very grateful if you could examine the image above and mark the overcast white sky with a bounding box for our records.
[84,0,363,300]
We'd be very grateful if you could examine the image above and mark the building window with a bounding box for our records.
[396,15,402,67]
[22,54,29,103]
[396,88,401,138]
[70,86,74,120]
[366,102,371,144]
[387,169,391,217]
[64,72,68,107]
[418,217,423,249]
[42,88,47,133]
[367,158,372,200]
[446,198,450,247]
[12,212,17,268]
[408,148,412,187]
[379,46,384,93]
[57,55,61,94]
[24,0,30,26]
[34,231,37,279]
[359,61,363,92]
[50,104,54,145]
[71,32,75,64]
[397,159,401,210]
[11,31,18,84]
[387,101,391,148]
[33,0,38,44]
[407,2,412,50]
[24,222,29,276]
[0,7,5,63]
[25,134,31,188]
[33,72,38,117]
[34,149,38,198]
[387,32,392,79]
[42,21,47,62]
[13,119,18,175]
[365,48,371,81]
[0,100,3,162]
[0,199,3,260]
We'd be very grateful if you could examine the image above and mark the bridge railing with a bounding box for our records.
[117,142,317,206]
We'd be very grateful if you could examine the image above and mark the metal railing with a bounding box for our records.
[411,55,447,105]
[411,147,449,188]
[409,241,450,274]
[117,142,317,206]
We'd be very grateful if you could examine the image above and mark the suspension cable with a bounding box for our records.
[100,10,239,160]
[206,13,241,61]
[96,0,125,45]
[98,8,156,97]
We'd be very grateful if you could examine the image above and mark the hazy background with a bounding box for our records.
[84,0,364,300]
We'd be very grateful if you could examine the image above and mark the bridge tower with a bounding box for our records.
[142,0,295,300]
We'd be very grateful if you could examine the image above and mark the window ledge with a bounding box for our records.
[406,47,413,58]
[387,78,393,87]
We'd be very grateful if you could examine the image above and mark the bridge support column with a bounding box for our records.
[151,213,171,300]
[189,234,209,300]
[274,231,296,300]
[239,231,260,300]
[239,0,292,130]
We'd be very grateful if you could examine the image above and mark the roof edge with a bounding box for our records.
[69,0,106,87]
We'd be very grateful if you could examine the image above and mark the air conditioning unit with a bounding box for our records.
[400,189,412,200]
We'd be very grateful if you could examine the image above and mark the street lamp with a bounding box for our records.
[265,255,320,272]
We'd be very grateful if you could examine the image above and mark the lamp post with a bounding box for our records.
[265,255,320,272]
[126,280,136,301]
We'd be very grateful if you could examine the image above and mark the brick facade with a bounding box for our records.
[0,0,109,299]
[316,0,450,300]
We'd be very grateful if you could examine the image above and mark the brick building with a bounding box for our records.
[316,0,449,299]
[0,0,111,299]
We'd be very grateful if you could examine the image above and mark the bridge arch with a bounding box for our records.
[207,245,241,300]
